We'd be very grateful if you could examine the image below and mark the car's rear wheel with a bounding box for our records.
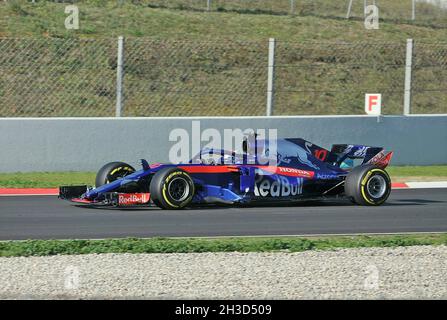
[344,164,391,206]
[95,161,135,187]
[150,167,195,210]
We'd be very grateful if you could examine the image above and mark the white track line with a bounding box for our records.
[406,181,447,189]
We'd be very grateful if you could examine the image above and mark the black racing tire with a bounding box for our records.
[344,164,391,206]
[150,167,195,210]
[95,161,135,187]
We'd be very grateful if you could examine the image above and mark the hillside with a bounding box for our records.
[1,1,446,41]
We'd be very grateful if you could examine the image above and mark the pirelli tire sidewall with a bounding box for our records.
[95,162,136,187]
[150,168,195,210]
[345,165,391,206]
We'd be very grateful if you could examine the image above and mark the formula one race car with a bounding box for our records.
[59,137,393,209]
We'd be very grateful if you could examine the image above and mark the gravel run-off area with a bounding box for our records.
[1,245,446,299]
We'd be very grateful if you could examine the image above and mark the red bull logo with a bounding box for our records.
[118,193,150,205]
[254,176,304,198]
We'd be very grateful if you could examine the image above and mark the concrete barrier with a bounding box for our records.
[0,115,446,172]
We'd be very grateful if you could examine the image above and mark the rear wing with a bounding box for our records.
[330,144,393,169]
[365,150,394,169]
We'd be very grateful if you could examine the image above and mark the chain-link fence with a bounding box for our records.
[0,38,116,116]
[0,37,446,117]
[123,39,266,116]
[274,41,408,115]
[413,42,447,114]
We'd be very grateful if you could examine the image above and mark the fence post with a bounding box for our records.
[290,0,295,15]
[116,36,124,117]
[266,38,276,117]
[404,38,414,115]
[207,0,211,11]
[412,0,416,20]
[346,0,353,18]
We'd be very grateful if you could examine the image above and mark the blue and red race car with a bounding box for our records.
[59,137,393,209]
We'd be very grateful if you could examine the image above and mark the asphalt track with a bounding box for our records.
[0,188,446,240]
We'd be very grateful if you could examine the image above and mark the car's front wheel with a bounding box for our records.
[95,161,135,187]
[344,165,391,206]
[149,167,195,210]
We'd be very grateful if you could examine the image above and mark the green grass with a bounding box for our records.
[0,1,446,116]
[0,172,95,188]
[0,166,446,188]
[387,166,447,177]
[1,234,446,257]
[0,166,447,188]
[1,1,446,40]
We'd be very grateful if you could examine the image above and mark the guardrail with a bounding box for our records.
[0,115,445,172]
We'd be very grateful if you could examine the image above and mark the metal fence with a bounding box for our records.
[0,37,446,117]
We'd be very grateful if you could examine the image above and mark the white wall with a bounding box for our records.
[0,115,446,172]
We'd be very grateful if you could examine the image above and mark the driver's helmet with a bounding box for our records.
[340,158,354,169]
[222,153,235,164]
